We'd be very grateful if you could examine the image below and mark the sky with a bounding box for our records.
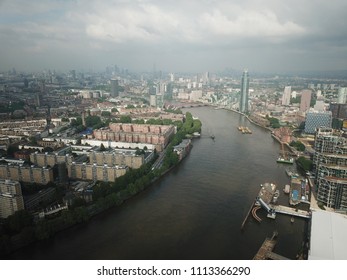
[0,0,347,74]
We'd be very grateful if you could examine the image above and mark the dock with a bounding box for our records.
[253,231,289,260]
[254,231,285,260]
[271,204,311,219]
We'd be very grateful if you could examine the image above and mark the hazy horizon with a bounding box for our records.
[1,0,347,74]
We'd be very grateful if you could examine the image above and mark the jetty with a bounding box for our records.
[253,231,289,260]
[240,201,255,230]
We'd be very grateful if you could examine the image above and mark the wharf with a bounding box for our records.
[256,183,276,205]
[270,204,311,219]
[253,231,288,260]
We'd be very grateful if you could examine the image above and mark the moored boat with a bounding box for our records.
[272,190,280,203]
[277,156,294,164]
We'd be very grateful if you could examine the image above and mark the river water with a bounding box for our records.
[8,107,307,260]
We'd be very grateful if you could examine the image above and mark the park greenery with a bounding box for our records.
[296,156,313,172]
[266,115,280,128]
[290,140,306,152]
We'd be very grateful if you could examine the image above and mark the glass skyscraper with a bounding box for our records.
[240,70,249,113]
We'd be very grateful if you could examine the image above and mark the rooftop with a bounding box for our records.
[309,210,347,260]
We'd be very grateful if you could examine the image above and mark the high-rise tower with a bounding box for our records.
[110,79,119,97]
[300,89,312,112]
[240,70,249,113]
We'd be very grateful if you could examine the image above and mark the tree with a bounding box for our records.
[5,210,33,234]
[101,111,111,117]
[85,115,102,127]
[119,116,132,123]
[296,156,313,171]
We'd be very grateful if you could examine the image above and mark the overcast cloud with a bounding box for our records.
[0,0,346,73]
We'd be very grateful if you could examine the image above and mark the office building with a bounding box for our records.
[239,70,249,113]
[329,103,347,119]
[304,110,332,134]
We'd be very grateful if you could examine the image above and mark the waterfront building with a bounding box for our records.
[300,89,312,113]
[89,149,153,169]
[67,162,128,182]
[173,139,192,161]
[239,70,249,113]
[282,86,291,106]
[313,128,347,210]
[0,179,24,218]
[304,110,332,134]
[93,123,175,151]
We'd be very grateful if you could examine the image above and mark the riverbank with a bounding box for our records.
[1,121,198,258]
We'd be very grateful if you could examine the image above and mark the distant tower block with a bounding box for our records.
[110,79,119,97]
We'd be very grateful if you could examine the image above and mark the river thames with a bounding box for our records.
[8,106,307,260]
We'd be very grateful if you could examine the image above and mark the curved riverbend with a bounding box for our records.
[8,107,307,260]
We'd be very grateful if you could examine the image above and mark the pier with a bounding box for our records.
[253,231,289,260]
[240,201,255,230]
[271,204,311,219]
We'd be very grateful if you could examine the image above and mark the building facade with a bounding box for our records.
[93,123,175,151]
[300,89,312,112]
[68,163,128,182]
[282,86,291,106]
[314,128,347,211]
[304,111,332,134]
[337,87,347,104]
[0,179,24,218]
[110,79,119,97]
[0,164,54,184]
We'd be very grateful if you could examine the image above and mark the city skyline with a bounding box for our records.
[1,0,347,74]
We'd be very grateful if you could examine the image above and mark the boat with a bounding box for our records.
[286,168,299,177]
[285,169,293,177]
[210,135,215,140]
[283,184,290,194]
[277,156,294,164]
[272,190,280,203]
[291,216,295,223]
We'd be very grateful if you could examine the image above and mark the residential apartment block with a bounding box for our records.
[0,179,24,218]
[314,128,347,210]
[0,164,54,184]
[93,123,175,151]
[68,163,128,182]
